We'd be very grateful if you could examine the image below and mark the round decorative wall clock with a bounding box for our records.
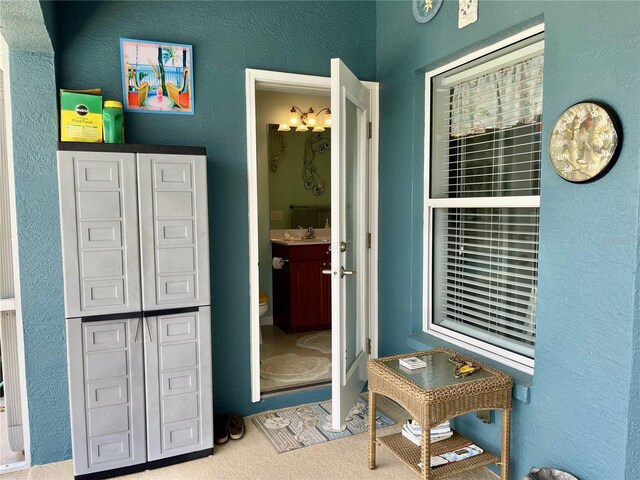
[412,0,444,23]
[548,102,620,183]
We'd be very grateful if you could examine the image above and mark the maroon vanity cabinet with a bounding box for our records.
[271,242,332,333]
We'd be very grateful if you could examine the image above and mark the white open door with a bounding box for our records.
[329,58,371,431]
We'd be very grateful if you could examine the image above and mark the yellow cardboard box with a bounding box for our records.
[60,89,103,142]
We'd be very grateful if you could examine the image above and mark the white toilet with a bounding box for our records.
[259,292,269,344]
[259,292,269,317]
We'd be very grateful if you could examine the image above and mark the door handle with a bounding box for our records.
[340,266,355,278]
[322,269,332,275]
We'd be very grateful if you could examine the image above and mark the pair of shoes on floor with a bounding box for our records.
[214,413,245,444]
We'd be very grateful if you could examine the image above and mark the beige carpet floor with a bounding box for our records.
[0,396,498,480]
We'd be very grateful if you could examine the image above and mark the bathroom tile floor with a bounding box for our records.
[260,325,332,394]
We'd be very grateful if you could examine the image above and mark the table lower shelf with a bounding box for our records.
[377,431,499,479]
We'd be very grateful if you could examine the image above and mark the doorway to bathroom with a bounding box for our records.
[246,65,379,425]
[256,89,334,396]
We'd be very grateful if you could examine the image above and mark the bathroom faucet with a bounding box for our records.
[302,227,315,239]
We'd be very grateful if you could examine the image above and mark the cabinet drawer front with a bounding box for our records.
[89,432,131,465]
[159,314,197,343]
[138,154,210,310]
[157,220,194,246]
[84,322,127,352]
[87,378,128,409]
[154,161,193,190]
[81,221,122,249]
[58,151,141,318]
[163,418,200,451]
[162,368,198,396]
[158,274,197,303]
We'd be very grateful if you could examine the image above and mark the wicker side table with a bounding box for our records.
[367,348,513,480]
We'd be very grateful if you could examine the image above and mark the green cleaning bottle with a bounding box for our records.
[103,100,124,143]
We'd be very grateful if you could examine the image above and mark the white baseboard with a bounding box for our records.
[260,316,273,326]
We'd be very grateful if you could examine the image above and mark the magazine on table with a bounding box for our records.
[417,443,484,469]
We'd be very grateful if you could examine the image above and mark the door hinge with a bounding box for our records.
[367,232,371,249]
[367,338,372,355]
[368,122,372,139]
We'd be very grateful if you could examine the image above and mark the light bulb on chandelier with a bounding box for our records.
[278,106,332,132]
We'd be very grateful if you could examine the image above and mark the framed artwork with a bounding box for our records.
[120,38,194,115]
[458,0,478,29]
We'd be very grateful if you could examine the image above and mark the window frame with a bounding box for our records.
[423,24,544,374]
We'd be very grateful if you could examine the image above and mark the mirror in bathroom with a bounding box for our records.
[267,124,331,229]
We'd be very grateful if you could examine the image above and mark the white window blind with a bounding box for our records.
[426,32,543,367]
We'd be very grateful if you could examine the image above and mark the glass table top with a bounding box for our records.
[384,351,495,390]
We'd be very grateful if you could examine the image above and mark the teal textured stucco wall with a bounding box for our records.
[2,0,71,465]
[6,0,640,474]
[8,50,70,464]
[376,1,640,478]
[9,0,376,464]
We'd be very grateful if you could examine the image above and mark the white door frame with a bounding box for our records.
[0,34,31,472]
[245,68,379,402]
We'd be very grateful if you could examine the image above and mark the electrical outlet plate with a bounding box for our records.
[270,211,283,221]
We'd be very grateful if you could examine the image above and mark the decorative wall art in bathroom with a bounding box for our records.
[120,38,194,115]
[303,132,330,196]
[458,0,478,28]
[269,125,287,172]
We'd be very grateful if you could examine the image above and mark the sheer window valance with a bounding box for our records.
[447,48,544,138]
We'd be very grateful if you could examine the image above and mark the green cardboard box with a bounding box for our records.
[60,89,102,142]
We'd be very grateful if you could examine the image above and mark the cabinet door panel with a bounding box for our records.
[67,317,146,476]
[58,151,141,317]
[144,307,213,460]
[163,418,199,451]
[138,154,210,310]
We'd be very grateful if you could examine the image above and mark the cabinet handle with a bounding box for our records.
[134,318,142,343]
[144,317,153,342]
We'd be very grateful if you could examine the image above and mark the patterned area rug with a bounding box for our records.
[260,353,331,384]
[252,396,395,453]
[295,331,332,353]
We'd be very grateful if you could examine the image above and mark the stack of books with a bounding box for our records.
[401,419,453,446]
[398,356,427,370]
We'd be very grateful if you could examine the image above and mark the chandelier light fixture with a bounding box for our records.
[278,106,332,132]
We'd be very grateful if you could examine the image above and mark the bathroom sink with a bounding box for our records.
[271,238,331,245]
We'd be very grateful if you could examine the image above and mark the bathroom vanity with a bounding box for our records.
[271,241,331,333]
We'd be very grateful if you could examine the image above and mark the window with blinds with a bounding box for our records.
[425,30,544,370]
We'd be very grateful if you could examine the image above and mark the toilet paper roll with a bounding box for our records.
[272,257,286,269]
